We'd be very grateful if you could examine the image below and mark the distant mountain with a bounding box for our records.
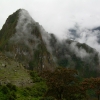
[92,26,100,31]
[0,9,99,78]
[48,34,99,77]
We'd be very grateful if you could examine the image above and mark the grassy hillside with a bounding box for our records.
[0,52,33,87]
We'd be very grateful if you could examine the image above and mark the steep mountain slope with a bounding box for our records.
[48,34,100,77]
[0,9,19,50]
[0,9,56,71]
[0,9,99,78]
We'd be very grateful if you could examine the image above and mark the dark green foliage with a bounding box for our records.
[0,92,6,100]
[58,59,68,67]
[22,89,30,96]
[40,96,55,100]
[30,71,47,97]
[29,61,35,70]
[6,83,17,91]
[0,81,47,99]
[29,50,41,70]
[76,42,94,53]
[32,82,47,97]
[0,68,99,100]
[1,85,10,94]
[0,83,17,100]
[94,53,99,64]
[18,82,47,98]
[7,91,17,100]
[0,10,20,50]
[30,71,43,82]
[29,43,50,70]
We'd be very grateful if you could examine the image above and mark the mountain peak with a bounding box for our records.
[0,9,99,77]
[0,9,56,71]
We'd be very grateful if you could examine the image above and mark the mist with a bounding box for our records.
[66,24,100,54]
[10,9,40,54]
[6,9,100,62]
[1,0,100,39]
[69,41,90,59]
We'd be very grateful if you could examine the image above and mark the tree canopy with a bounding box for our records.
[41,67,86,100]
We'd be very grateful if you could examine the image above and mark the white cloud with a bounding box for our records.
[69,42,90,58]
[0,0,100,39]
[67,25,100,53]
[10,9,40,55]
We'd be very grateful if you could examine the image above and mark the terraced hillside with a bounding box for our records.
[0,52,33,87]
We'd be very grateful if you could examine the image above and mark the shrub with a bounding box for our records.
[40,96,55,100]
[7,92,17,100]
[6,83,17,91]
[1,86,10,94]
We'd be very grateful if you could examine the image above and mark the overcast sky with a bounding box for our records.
[1,0,100,38]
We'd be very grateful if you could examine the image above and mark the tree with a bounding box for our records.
[41,67,85,100]
[81,77,100,100]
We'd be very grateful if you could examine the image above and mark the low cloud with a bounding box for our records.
[67,24,100,54]
[10,9,40,55]
[69,42,90,59]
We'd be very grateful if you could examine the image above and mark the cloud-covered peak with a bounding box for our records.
[9,9,40,57]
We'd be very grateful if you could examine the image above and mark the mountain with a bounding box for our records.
[93,26,100,31]
[48,34,99,77]
[0,9,100,78]
[0,9,56,71]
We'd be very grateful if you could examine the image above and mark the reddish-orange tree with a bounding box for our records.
[41,67,86,100]
[81,77,100,100]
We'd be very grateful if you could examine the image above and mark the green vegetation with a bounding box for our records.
[0,10,20,51]
[0,71,47,100]
[0,55,32,87]
[0,67,100,100]
[0,64,99,100]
